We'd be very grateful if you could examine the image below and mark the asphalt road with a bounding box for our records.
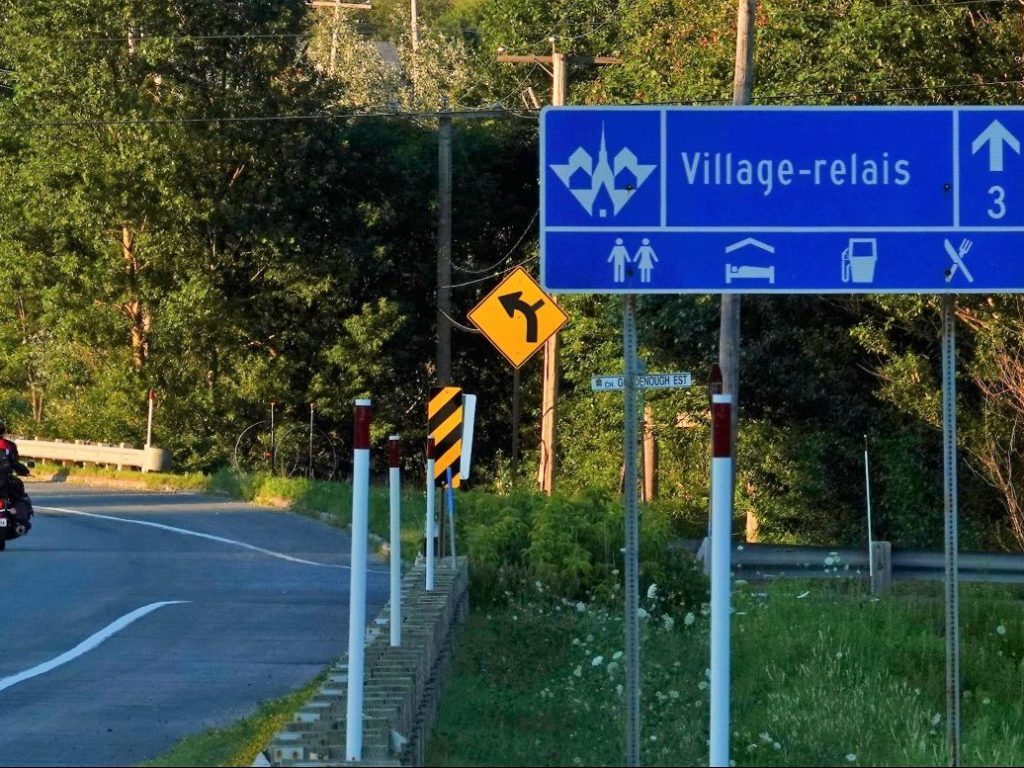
[0,483,387,767]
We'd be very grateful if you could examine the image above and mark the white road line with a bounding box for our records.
[36,505,387,572]
[0,601,188,693]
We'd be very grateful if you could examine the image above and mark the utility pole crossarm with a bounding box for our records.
[495,55,553,64]
[495,55,622,65]
[570,55,622,65]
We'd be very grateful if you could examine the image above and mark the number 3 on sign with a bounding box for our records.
[988,185,1007,220]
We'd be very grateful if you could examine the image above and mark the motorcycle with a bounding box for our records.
[0,461,34,552]
[0,498,31,551]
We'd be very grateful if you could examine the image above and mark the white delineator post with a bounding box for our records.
[710,393,733,768]
[345,399,371,763]
[146,389,155,448]
[389,435,402,647]
[864,434,876,588]
[425,437,436,591]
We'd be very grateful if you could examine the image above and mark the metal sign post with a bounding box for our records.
[941,295,962,766]
[622,295,641,767]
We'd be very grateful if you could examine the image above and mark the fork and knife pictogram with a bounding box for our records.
[944,238,974,284]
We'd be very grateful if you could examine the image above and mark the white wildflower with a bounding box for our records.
[663,615,675,631]
[576,601,586,613]
[684,612,696,626]
[613,651,623,660]
[931,713,941,727]
[997,624,1007,636]
[845,755,856,763]
[647,583,658,599]
[592,655,604,667]
[698,681,709,691]
[637,607,649,620]
[573,665,582,678]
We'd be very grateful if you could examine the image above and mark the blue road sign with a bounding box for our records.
[540,106,1024,293]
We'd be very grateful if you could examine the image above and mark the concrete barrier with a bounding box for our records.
[13,437,171,473]
[267,557,469,767]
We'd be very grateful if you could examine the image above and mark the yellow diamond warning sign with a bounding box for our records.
[468,267,569,369]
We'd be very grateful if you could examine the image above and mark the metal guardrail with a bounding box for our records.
[688,539,1024,585]
[13,437,171,473]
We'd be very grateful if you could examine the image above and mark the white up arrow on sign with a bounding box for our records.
[971,119,1021,172]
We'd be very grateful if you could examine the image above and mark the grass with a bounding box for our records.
[32,462,213,492]
[140,673,326,767]
[427,577,1024,766]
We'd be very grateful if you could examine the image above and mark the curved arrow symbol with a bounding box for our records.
[499,291,545,343]
[972,119,1020,172]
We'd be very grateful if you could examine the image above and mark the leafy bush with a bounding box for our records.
[457,488,707,612]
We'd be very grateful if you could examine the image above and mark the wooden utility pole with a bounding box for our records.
[722,0,757,540]
[437,104,453,386]
[497,42,620,494]
[538,48,566,495]
[410,0,419,52]
[430,108,508,391]
[643,405,657,501]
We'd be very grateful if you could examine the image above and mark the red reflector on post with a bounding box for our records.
[426,437,435,459]
[712,394,732,458]
[354,399,371,450]
[389,435,400,467]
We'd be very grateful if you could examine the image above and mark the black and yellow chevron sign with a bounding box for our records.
[428,386,463,488]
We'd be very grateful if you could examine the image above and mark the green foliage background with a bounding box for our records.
[2,0,1024,549]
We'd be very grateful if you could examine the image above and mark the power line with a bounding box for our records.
[445,254,539,290]
[0,0,1011,51]
[452,209,538,274]
[438,307,482,334]
[0,75,1020,130]
[746,78,1024,102]
[6,32,307,44]
[0,107,526,129]
[622,77,1024,107]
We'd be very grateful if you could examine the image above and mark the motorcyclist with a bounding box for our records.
[0,419,33,528]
